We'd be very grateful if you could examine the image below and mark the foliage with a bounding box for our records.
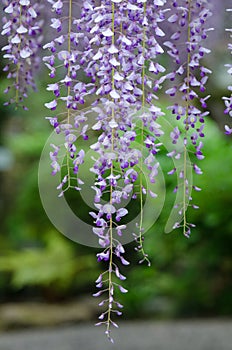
[0,231,98,294]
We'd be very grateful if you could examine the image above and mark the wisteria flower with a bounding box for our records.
[2,0,230,344]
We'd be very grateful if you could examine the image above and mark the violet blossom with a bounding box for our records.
[163,0,212,237]
[1,0,44,108]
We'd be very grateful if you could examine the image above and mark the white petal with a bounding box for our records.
[11,35,21,44]
[114,72,124,81]
[109,119,118,128]
[4,4,13,13]
[3,54,14,59]
[142,16,148,26]
[46,83,59,91]
[93,51,102,60]
[1,44,11,51]
[83,2,93,10]
[51,19,61,30]
[94,14,104,23]
[28,7,37,18]
[156,63,166,72]
[225,125,232,133]
[44,100,57,109]
[17,25,28,34]
[20,48,32,58]
[102,28,113,37]
[124,82,133,91]
[121,36,132,46]
[154,0,165,5]
[110,90,120,99]
[138,55,145,65]
[19,0,30,6]
[127,3,140,10]
[155,27,165,37]
[109,57,120,67]
[92,121,102,130]
[154,43,164,54]
[108,45,119,54]
[53,0,63,10]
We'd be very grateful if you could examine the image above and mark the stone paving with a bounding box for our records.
[0,320,231,350]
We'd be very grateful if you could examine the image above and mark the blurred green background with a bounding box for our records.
[0,44,232,329]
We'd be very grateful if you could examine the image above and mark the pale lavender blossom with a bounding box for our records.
[163,0,212,237]
[1,0,44,108]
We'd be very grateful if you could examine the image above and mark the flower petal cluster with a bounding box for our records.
[1,0,221,343]
[43,0,169,340]
[163,0,212,236]
[42,0,215,340]
[1,0,44,108]
[78,0,168,338]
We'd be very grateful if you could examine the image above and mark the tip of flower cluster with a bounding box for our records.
[225,125,232,135]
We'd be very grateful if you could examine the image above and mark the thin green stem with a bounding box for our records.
[106,132,114,335]
[106,1,115,335]
[182,0,192,234]
[111,1,115,93]
[15,5,22,106]
[138,2,149,264]
[67,0,72,121]
[66,0,72,188]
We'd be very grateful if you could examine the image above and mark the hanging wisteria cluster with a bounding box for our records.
[1,0,44,109]
[1,0,232,342]
[162,1,213,237]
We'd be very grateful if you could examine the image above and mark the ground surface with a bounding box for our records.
[0,320,232,350]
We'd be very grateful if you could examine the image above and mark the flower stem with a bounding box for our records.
[15,5,22,107]
[106,0,116,337]
[66,0,73,188]
[183,0,192,234]
[138,2,149,265]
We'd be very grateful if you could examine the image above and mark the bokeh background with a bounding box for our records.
[0,0,231,332]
